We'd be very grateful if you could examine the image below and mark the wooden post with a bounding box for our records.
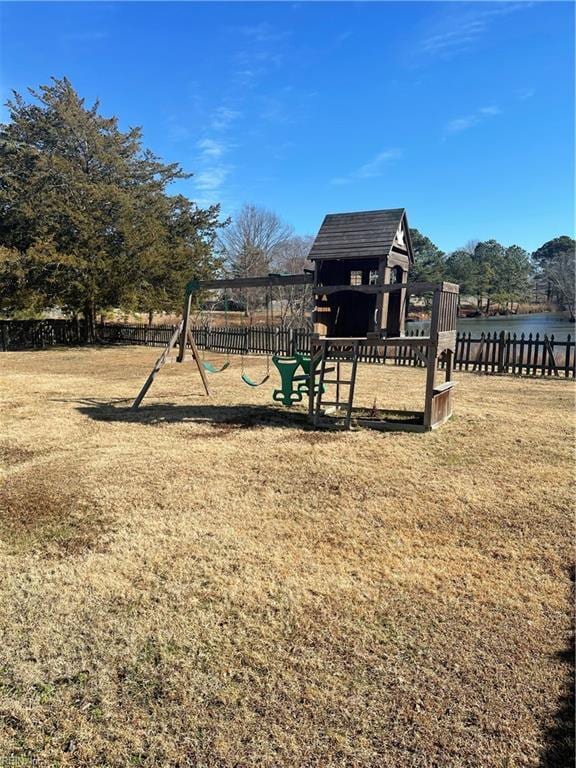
[313,341,328,427]
[423,349,437,429]
[445,348,453,383]
[423,288,441,429]
[132,321,183,409]
[186,328,211,396]
[1,323,8,352]
[544,335,559,377]
[345,341,360,430]
[308,340,322,423]
[177,292,193,362]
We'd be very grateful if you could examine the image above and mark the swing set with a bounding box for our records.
[240,285,273,388]
[198,292,230,374]
[131,207,459,432]
[200,284,276,388]
[131,274,312,409]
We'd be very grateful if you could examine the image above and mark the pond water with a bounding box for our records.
[407,312,575,340]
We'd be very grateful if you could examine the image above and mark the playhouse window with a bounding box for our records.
[350,270,363,286]
[369,270,379,285]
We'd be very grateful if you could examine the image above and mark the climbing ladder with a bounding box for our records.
[312,339,361,429]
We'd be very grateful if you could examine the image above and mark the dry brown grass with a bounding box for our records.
[0,347,574,767]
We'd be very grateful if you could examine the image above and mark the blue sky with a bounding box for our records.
[0,1,574,253]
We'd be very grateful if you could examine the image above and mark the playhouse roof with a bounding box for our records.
[308,208,413,263]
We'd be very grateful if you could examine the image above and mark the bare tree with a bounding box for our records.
[464,239,480,254]
[218,203,293,317]
[271,235,314,328]
[546,253,576,321]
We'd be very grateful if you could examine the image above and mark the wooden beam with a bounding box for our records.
[432,381,456,394]
[314,281,447,296]
[190,273,313,292]
[186,328,210,396]
[178,292,193,363]
[313,335,433,348]
[356,419,426,433]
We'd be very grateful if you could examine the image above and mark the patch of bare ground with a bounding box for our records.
[0,346,573,767]
[0,464,115,557]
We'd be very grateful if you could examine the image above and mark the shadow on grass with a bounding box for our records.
[74,399,429,434]
[76,399,314,431]
[540,566,575,768]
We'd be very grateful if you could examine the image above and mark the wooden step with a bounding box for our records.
[323,379,353,385]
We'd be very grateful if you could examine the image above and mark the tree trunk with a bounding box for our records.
[148,309,154,326]
[72,313,80,344]
[83,300,96,343]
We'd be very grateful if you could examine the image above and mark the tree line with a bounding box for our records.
[408,230,575,319]
[1,78,574,337]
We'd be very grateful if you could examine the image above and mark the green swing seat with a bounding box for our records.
[203,360,230,374]
[271,353,326,406]
[294,353,324,395]
[272,356,303,406]
[241,372,270,387]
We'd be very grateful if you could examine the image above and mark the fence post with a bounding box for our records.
[1,323,8,352]
[498,330,506,373]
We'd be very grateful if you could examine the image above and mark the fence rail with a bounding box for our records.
[1,319,575,378]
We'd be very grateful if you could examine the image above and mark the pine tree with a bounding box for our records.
[0,78,223,336]
[408,229,445,283]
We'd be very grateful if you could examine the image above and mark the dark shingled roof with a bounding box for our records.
[309,208,412,262]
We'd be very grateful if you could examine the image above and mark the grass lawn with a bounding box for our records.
[0,347,574,767]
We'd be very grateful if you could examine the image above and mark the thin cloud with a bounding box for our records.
[479,106,501,116]
[516,88,536,101]
[232,33,287,91]
[194,137,235,197]
[195,167,231,192]
[415,3,533,62]
[211,106,241,131]
[191,106,241,200]
[238,22,289,44]
[335,31,353,45]
[330,149,402,185]
[197,138,229,160]
[444,105,501,135]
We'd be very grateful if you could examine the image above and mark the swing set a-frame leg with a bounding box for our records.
[186,327,210,396]
[131,320,210,410]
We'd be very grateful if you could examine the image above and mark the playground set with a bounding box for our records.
[132,208,459,431]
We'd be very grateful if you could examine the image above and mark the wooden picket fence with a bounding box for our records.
[96,323,576,377]
[2,319,575,378]
[0,318,84,350]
